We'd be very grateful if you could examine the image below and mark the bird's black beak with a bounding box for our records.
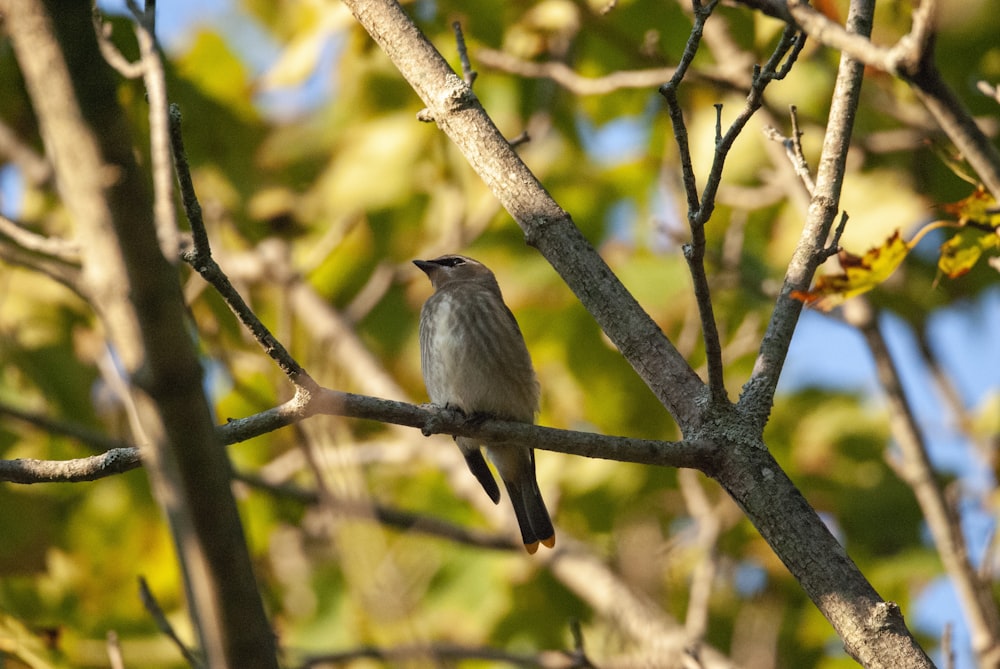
[413,259,437,275]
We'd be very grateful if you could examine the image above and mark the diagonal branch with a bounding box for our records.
[739,0,871,431]
[660,11,804,405]
[341,0,707,432]
[844,298,1000,666]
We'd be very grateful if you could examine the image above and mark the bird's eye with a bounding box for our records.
[439,257,465,267]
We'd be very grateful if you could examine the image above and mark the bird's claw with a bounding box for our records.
[421,403,466,436]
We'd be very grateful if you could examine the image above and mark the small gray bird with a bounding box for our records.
[414,254,555,553]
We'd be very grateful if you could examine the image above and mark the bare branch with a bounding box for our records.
[0,386,718,485]
[763,105,815,195]
[978,80,1000,105]
[0,400,128,452]
[106,631,125,669]
[0,117,52,184]
[234,469,521,551]
[476,48,677,96]
[0,447,141,483]
[169,105,312,389]
[298,642,571,668]
[450,21,476,86]
[843,298,1000,664]
[740,0,871,430]
[768,0,1000,199]
[660,11,802,406]
[0,213,84,292]
[127,1,179,261]
[0,213,81,263]
[138,576,204,669]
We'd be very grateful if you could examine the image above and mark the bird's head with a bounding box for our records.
[413,255,497,290]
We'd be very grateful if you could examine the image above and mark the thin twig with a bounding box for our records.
[658,1,728,402]
[91,7,144,78]
[299,642,569,668]
[168,105,311,386]
[822,211,849,259]
[978,80,1000,105]
[478,48,679,95]
[942,622,954,669]
[451,21,477,86]
[0,400,129,452]
[658,0,719,212]
[0,213,81,264]
[106,631,125,669]
[0,117,51,184]
[127,0,178,261]
[234,469,520,550]
[763,105,816,194]
[662,16,803,405]
[138,576,204,669]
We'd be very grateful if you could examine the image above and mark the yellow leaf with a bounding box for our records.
[941,184,1000,227]
[792,230,910,311]
[938,227,1000,278]
[935,185,1000,278]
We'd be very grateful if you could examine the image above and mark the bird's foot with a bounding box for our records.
[465,410,494,428]
[421,403,467,437]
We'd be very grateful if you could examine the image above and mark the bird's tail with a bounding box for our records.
[456,437,501,504]
[502,472,555,554]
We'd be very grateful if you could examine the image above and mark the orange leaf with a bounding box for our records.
[792,230,910,311]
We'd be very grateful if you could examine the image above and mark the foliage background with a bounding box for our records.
[0,0,998,666]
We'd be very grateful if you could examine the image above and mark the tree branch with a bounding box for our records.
[0,2,279,666]
[341,0,707,431]
[337,0,934,664]
[844,298,1000,665]
[0,389,719,485]
[170,105,312,389]
[761,0,1000,199]
[739,0,871,432]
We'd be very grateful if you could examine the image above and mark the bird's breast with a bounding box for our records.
[419,289,539,421]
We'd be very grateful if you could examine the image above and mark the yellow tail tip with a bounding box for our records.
[524,536,555,554]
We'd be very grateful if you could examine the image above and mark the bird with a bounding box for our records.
[414,254,555,554]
